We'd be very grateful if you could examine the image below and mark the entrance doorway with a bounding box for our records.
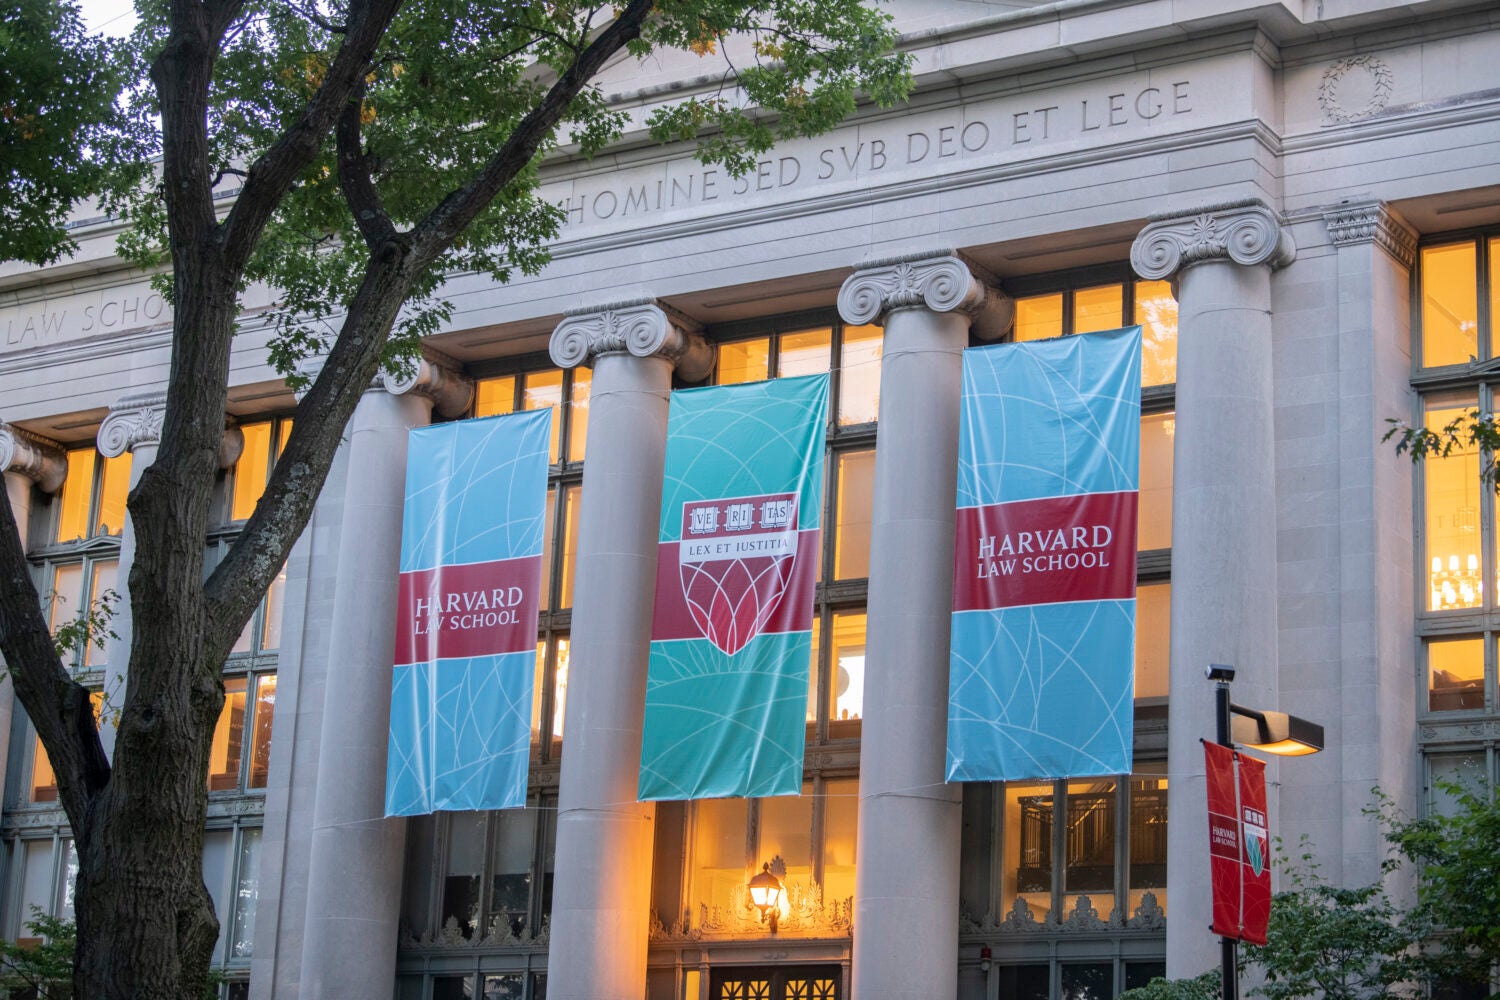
[708,965,842,1000]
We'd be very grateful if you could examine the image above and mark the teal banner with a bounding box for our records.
[639,374,829,801]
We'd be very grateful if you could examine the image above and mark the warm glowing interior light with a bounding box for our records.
[1248,739,1320,757]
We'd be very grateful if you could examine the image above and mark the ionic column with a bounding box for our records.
[97,394,244,758]
[0,423,67,801]
[545,301,711,1000]
[299,352,471,999]
[837,251,1010,1000]
[1131,200,1295,977]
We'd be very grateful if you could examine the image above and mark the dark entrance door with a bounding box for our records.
[708,965,842,1000]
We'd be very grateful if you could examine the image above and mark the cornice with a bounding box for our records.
[1322,200,1417,269]
[837,250,1013,340]
[0,422,67,493]
[549,299,713,380]
[97,391,167,458]
[1131,198,1296,280]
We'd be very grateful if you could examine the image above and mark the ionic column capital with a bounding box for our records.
[381,347,474,417]
[837,250,1012,340]
[0,423,67,493]
[1322,200,1417,269]
[97,391,167,458]
[549,300,713,381]
[1131,199,1296,281]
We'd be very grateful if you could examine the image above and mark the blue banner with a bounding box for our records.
[639,374,829,801]
[947,326,1141,781]
[385,409,550,815]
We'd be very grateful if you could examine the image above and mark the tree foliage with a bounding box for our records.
[1377,782,1500,991]
[0,1,911,996]
[0,0,148,265]
[1385,410,1500,489]
[1244,852,1428,1000]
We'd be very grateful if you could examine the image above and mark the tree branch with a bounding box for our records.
[217,0,403,271]
[410,0,655,257]
[0,490,109,826]
[336,79,397,251]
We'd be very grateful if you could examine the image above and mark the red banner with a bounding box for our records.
[1204,741,1272,943]
[952,491,1137,612]
[1239,753,1271,945]
[1204,741,1242,939]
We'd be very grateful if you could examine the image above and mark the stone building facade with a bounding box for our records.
[2,1,1499,998]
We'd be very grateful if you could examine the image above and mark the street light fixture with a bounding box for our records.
[748,862,784,934]
[1205,664,1324,1000]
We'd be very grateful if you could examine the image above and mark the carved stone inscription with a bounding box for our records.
[542,68,1211,235]
[1,287,170,354]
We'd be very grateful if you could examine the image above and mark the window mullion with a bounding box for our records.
[1051,780,1065,919]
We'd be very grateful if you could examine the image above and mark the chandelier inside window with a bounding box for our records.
[1430,554,1482,610]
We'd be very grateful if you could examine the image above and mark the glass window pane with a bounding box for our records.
[84,559,118,667]
[30,733,57,802]
[1074,284,1123,334]
[541,488,557,609]
[202,829,232,965]
[18,840,53,944]
[1062,962,1115,1000]
[560,486,581,608]
[806,624,820,725]
[839,325,882,425]
[94,452,131,537]
[1140,412,1173,550]
[484,975,525,1000]
[533,641,547,740]
[433,976,474,1000]
[692,797,749,922]
[231,423,272,521]
[1063,778,1116,914]
[778,329,833,379]
[1421,242,1479,367]
[55,448,95,542]
[443,812,486,937]
[1126,963,1167,993]
[1429,752,1487,817]
[489,809,536,937]
[1135,582,1170,701]
[997,965,1050,1000]
[53,839,78,921]
[822,778,858,903]
[552,637,569,741]
[47,563,83,635]
[759,784,813,878]
[475,376,517,417]
[1002,782,1053,922]
[248,674,276,789]
[523,370,565,464]
[230,828,262,958]
[568,369,591,463]
[276,419,292,456]
[828,611,865,737]
[1136,280,1178,386]
[1428,638,1484,712]
[1016,294,1063,342]
[208,677,249,791]
[1128,764,1167,917]
[261,564,287,651]
[718,338,770,385]
[834,450,874,580]
[1424,395,1482,610]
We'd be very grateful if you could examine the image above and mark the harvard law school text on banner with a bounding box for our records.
[1205,741,1272,945]
[948,325,1142,782]
[386,409,551,816]
[639,374,829,801]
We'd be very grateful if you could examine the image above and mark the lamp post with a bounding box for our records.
[1206,664,1325,1000]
